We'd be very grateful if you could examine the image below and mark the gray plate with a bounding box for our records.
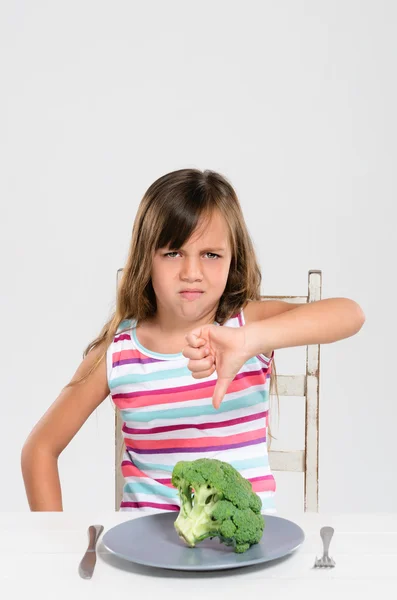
[102,513,305,571]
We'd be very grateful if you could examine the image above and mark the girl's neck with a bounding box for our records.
[141,310,217,337]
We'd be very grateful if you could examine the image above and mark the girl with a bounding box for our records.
[21,168,365,513]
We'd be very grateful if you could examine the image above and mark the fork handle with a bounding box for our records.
[320,526,334,557]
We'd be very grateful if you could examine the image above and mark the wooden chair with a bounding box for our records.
[113,269,322,512]
[263,270,322,512]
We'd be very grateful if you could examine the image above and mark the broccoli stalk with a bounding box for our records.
[172,458,265,553]
[173,483,220,546]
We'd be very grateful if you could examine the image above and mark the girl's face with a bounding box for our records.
[151,211,233,327]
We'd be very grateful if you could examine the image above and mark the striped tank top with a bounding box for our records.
[106,308,277,515]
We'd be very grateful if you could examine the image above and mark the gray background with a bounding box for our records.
[1,0,394,512]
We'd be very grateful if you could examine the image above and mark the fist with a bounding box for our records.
[182,324,251,410]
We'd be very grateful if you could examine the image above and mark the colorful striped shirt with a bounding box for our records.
[106,308,277,515]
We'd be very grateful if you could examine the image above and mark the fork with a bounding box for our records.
[313,526,336,568]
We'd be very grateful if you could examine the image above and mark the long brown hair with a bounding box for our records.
[66,168,279,449]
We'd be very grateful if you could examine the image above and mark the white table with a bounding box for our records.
[1,511,396,599]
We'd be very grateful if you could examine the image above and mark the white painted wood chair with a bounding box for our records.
[113,269,322,512]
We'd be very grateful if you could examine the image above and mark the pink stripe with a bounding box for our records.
[121,463,175,487]
[113,347,164,367]
[121,471,275,493]
[115,348,154,359]
[122,410,268,435]
[124,426,266,451]
[126,435,266,454]
[121,463,149,479]
[249,475,275,482]
[120,501,180,511]
[251,477,276,493]
[112,369,270,409]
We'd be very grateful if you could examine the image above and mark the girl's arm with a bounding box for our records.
[21,343,110,511]
[244,297,365,357]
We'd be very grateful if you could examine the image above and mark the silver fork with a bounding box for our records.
[313,526,336,568]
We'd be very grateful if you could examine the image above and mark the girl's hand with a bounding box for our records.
[182,324,252,410]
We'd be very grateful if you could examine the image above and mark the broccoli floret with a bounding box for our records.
[171,458,265,553]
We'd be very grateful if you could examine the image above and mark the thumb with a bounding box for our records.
[212,377,233,410]
[190,327,202,338]
[185,327,202,343]
[186,327,204,346]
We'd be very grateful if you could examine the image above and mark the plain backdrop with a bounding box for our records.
[1,0,395,512]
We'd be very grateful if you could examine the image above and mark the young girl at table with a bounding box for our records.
[21,168,365,513]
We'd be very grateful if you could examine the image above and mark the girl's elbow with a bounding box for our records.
[21,435,58,466]
[21,440,34,475]
[21,437,38,468]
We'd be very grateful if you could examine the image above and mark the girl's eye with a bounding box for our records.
[164,252,220,259]
[206,253,220,259]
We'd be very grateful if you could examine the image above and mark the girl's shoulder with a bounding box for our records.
[220,307,246,328]
[115,318,136,335]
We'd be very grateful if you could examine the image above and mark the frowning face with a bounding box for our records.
[150,211,232,329]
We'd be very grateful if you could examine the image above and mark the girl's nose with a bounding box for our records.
[180,258,203,280]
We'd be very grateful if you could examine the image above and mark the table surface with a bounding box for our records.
[1,511,396,599]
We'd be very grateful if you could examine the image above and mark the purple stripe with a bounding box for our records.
[114,356,163,367]
[122,410,268,435]
[120,461,274,484]
[120,501,180,511]
[132,474,275,486]
[112,367,268,400]
[115,353,272,368]
[125,436,266,455]
[257,350,274,365]
[114,333,131,342]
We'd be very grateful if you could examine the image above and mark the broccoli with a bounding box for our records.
[171,457,265,553]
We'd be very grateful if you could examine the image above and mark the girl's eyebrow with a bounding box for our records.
[168,246,226,252]
[197,247,226,252]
